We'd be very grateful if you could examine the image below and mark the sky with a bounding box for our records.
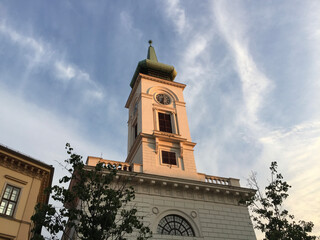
[0,0,319,238]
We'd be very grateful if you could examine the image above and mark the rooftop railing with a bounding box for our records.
[86,157,131,172]
[202,174,240,187]
[87,157,240,187]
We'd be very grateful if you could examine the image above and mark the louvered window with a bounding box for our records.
[158,112,172,133]
[162,151,177,165]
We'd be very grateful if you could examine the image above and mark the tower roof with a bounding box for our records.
[130,41,177,88]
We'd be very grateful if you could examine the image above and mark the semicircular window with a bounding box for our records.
[157,214,195,236]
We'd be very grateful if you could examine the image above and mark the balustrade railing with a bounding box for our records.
[205,175,230,185]
[101,160,131,171]
[87,157,132,172]
[87,157,240,186]
[203,175,240,187]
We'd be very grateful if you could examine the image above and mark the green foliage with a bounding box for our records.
[31,143,151,240]
[246,161,317,240]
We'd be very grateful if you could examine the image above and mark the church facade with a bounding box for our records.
[86,43,257,239]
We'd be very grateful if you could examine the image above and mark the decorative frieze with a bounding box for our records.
[127,176,253,206]
[0,153,48,180]
[0,150,52,205]
[87,157,254,206]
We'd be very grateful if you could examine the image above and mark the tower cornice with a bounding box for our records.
[125,73,186,108]
[125,132,196,164]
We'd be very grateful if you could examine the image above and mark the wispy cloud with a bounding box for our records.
[0,21,103,101]
[119,11,143,38]
[0,21,49,65]
[304,1,320,47]
[164,0,188,34]
[163,0,215,111]
[211,2,320,236]
[162,0,221,173]
[55,61,77,81]
[0,83,120,182]
[213,1,272,127]
[303,2,320,111]
[180,36,210,91]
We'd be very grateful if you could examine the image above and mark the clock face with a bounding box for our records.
[156,94,171,105]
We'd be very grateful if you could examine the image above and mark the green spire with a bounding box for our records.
[147,40,158,62]
[129,40,177,88]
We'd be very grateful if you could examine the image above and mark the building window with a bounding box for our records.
[0,185,21,217]
[162,151,177,165]
[157,214,195,236]
[158,112,172,133]
[134,123,138,139]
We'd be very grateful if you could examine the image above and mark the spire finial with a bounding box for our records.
[147,40,158,62]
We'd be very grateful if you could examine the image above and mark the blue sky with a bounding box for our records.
[0,0,319,238]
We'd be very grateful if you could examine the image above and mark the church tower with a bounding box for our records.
[86,42,257,239]
[125,41,200,181]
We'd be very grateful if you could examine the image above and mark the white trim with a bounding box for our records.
[154,109,177,134]
[159,149,179,168]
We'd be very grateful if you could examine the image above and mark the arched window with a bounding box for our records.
[157,214,195,236]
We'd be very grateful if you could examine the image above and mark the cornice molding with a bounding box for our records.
[125,74,186,108]
[0,152,52,205]
[175,101,186,107]
[139,74,186,89]
[5,175,28,185]
[125,132,196,164]
[115,171,255,205]
[152,132,196,147]
[152,104,176,113]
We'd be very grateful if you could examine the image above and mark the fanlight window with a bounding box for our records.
[157,214,195,236]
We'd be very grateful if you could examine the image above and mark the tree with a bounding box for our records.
[245,161,317,240]
[31,143,152,240]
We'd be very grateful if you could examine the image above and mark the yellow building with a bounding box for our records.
[0,144,54,240]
